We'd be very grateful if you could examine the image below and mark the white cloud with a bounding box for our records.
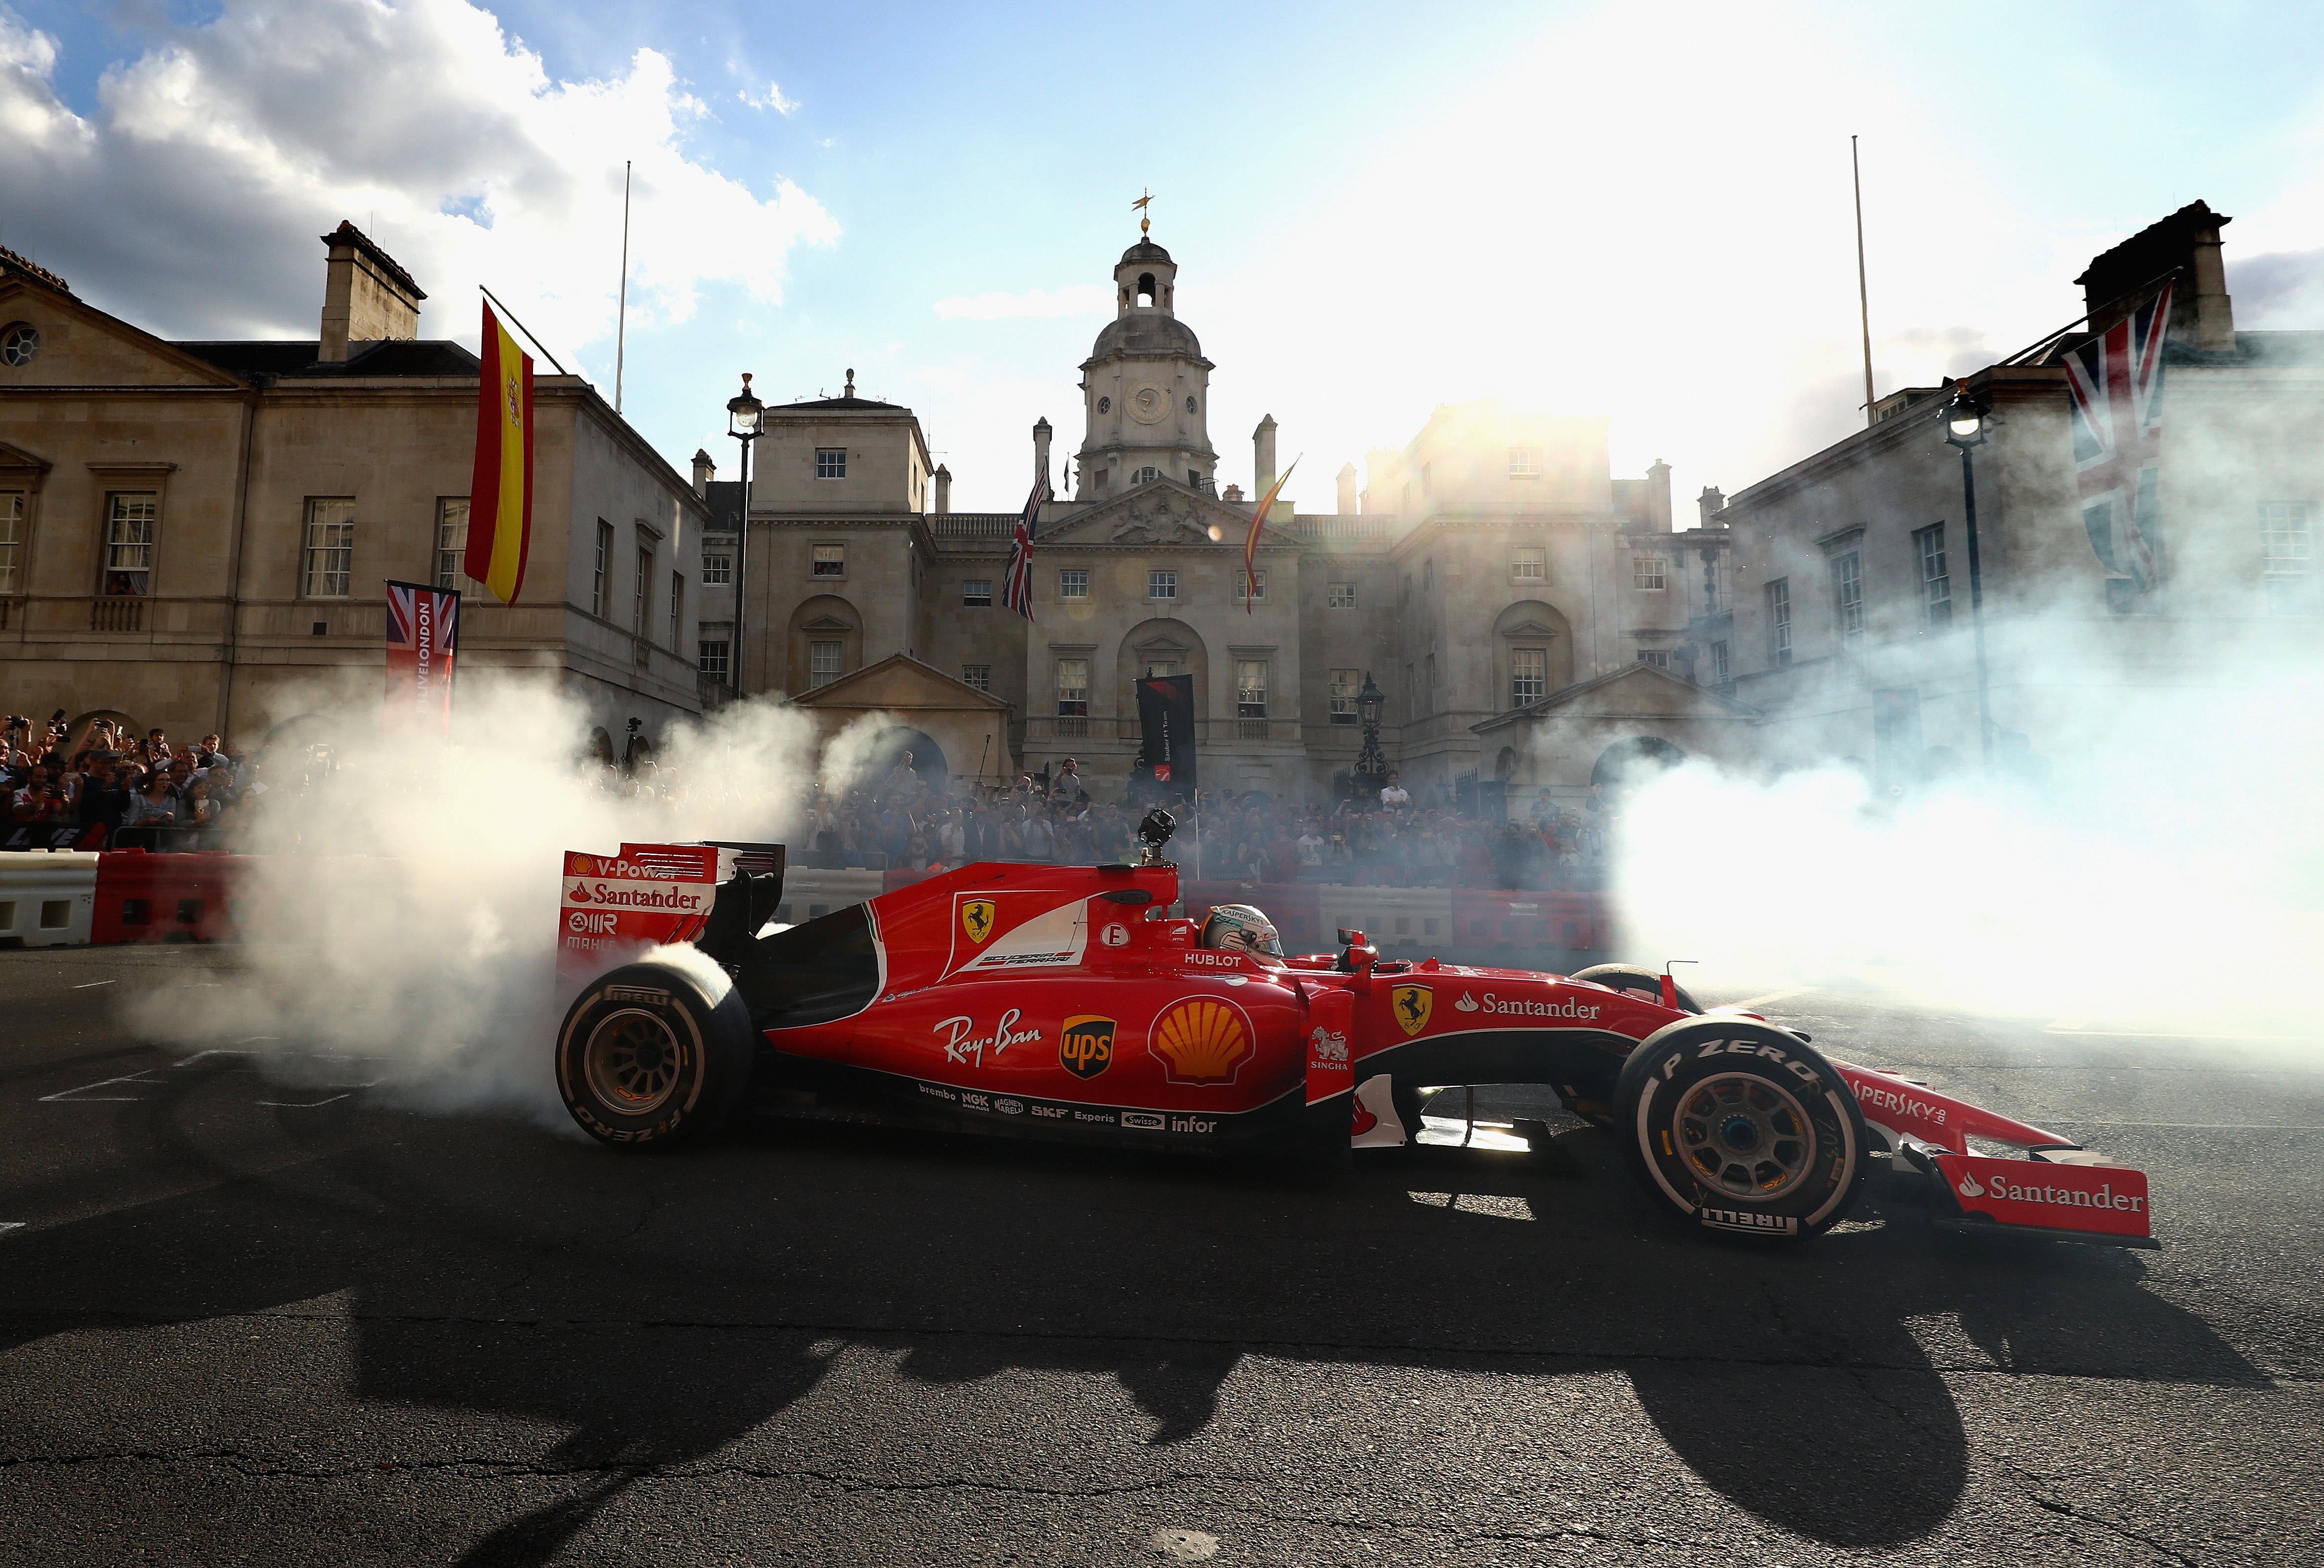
[739,80,798,115]
[933,284,1115,322]
[0,0,837,364]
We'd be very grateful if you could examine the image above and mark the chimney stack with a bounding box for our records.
[1698,486,1726,526]
[2075,200,2236,352]
[1335,462,1359,515]
[317,220,423,364]
[691,449,715,497]
[1646,459,1672,531]
[1253,414,1278,497]
[934,464,952,515]
[1032,417,1052,491]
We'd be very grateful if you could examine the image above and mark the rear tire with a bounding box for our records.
[1573,962,1702,1014]
[1614,1017,1868,1241]
[556,961,756,1150]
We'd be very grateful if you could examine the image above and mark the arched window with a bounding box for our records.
[1137,272,1157,306]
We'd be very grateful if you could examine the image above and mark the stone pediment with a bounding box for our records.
[0,277,249,391]
[1038,481,1270,549]
[1471,661,1755,733]
[787,653,1008,712]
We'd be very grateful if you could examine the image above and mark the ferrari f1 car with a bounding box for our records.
[551,818,2156,1248]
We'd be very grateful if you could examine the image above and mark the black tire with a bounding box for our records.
[1573,963,1702,1014]
[555,960,757,1150]
[1614,1017,1868,1241]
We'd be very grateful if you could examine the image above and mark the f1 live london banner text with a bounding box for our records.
[384,579,459,735]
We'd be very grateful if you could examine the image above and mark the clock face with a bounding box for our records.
[1128,382,1168,424]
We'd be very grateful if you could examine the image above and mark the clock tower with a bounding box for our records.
[1074,236,1217,500]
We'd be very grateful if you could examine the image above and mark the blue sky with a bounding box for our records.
[8,0,2324,512]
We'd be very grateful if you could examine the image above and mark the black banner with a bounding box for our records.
[1135,674,1197,792]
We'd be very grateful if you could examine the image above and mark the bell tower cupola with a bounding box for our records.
[1076,223,1216,501]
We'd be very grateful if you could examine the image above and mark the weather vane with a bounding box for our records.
[1132,188,1153,237]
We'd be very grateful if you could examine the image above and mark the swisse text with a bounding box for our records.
[1473,993,1600,1019]
[933,1009,1044,1066]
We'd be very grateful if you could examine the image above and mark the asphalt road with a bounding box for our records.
[2,943,2319,1567]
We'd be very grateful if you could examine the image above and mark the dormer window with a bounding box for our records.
[1137,272,1156,306]
[1135,466,1159,485]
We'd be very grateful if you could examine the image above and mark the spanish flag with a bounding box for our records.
[464,302,534,604]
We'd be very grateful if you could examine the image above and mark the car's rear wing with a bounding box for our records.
[556,840,783,985]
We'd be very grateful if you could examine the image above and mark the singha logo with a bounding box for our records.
[1453,992,1480,1013]
[1308,1026,1348,1065]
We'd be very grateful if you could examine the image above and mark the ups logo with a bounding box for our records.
[1059,1014,1117,1079]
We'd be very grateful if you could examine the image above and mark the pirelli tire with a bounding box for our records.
[556,960,756,1151]
[1614,1017,1869,1242]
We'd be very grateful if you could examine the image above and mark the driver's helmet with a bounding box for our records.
[1199,903,1286,967]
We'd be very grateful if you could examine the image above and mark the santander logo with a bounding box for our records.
[1454,992,1480,1013]
[1957,1172,1987,1197]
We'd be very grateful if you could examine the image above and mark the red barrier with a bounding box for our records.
[90,850,253,944]
[1449,889,1613,954]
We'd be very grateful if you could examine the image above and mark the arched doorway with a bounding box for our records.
[1591,735,1685,802]
[853,726,949,795]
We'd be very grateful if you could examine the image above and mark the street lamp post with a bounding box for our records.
[1351,671,1389,802]
[1943,385,1995,766]
[725,374,764,701]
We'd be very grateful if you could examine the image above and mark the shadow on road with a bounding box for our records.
[0,1066,2268,1563]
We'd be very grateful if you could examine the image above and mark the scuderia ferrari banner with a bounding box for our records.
[383,579,459,736]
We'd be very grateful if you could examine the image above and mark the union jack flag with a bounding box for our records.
[1002,473,1048,621]
[2064,280,2173,596]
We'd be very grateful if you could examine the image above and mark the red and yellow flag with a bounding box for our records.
[464,302,534,605]
[1242,456,1296,613]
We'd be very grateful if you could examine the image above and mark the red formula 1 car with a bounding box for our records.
[550,822,2156,1248]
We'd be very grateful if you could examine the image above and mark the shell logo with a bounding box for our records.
[1148,996,1256,1086]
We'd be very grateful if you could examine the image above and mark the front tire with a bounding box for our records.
[1614,1018,1868,1241]
[556,961,756,1150]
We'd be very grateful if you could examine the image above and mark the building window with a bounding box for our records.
[302,498,355,599]
[1511,647,1546,706]
[1422,559,1434,591]
[962,579,993,607]
[815,449,846,479]
[699,639,730,683]
[0,491,22,594]
[1424,653,1437,692]
[1059,568,1089,598]
[1768,578,1792,666]
[1638,649,1671,668]
[961,662,991,692]
[1142,657,1179,679]
[1233,569,1267,602]
[1633,554,1668,590]
[1512,547,1546,581]
[433,498,478,594]
[1711,640,1731,688]
[1055,657,1089,716]
[2262,502,2315,614]
[1915,524,1951,626]
[1508,447,1542,478]
[0,322,39,368]
[1329,668,1359,723]
[102,493,160,596]
[670,571,683,648]
[634,546,653,632]
[1236,660,1268,719]
[812,543,845,577]
[592,520,612,616]
[810,640,842,687]
[701,545,732,585]
[1328,581,1356,609]
[1702,552,1720,611]
[1135,465,1159,485]
[1832,550,1864,638]
[1148,569,1177,600]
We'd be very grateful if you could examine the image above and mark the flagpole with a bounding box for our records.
[615,160,632,413]
[1852,135,1875,427]
[477,285,570,375]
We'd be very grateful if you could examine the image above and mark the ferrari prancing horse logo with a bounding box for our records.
[961,899,997,943]
[1391,984,1433,1037]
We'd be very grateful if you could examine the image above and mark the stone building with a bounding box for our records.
[706,233,1710,808]
[0,224,707,750]
[1704,201,2324,785]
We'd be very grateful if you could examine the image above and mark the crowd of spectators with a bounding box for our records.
[3,712,263,850]
[785,754,1611,892]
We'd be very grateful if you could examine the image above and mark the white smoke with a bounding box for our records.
[1609,619,2324,1040]
[130,677,822,1126]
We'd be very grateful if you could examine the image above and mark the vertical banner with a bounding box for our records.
[384,579,460,736]
[464,301,535,605]
[1136,673,1198,791]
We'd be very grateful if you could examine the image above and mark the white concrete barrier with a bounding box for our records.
[0,850,102,947]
